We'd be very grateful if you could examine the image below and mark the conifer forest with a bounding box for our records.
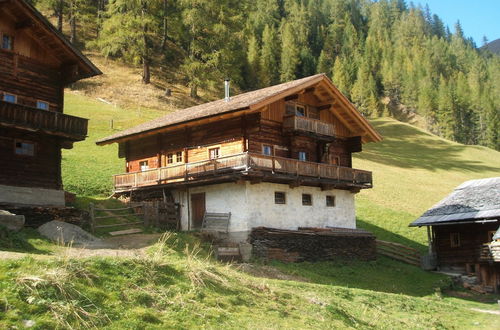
[31,0,500,150]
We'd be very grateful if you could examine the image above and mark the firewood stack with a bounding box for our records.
[3,207,87,228]
[250,227,376,263]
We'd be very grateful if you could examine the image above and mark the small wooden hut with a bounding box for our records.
[410,177,500,293]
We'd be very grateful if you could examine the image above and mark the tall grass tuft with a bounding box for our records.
[16,261,109,329]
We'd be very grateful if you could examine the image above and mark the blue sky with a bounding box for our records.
[412,0,500,45]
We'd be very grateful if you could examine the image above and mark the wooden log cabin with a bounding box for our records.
[411,177,500,293]
[97,74,382,241]
[0,0,101,206]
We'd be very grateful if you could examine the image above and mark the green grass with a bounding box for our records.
[62,93,165,196]
[1,235,498,329]
[354,118,500,248]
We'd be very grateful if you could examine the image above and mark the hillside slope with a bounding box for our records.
[62,90,500,252]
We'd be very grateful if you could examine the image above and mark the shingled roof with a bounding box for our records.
[96,74,382,145]
[410,177,500,227]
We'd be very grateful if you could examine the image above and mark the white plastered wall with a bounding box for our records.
[174,181,356,242]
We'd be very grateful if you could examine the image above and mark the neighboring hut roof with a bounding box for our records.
[493,226,500,241]
[8,0,101,82]
[410,177,500,227]
[96,74,382,145]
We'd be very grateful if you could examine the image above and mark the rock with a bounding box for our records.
[0,210,25,231]
[38,220,101,245]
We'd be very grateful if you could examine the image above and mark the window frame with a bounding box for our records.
[1,33,13,51]
[298,151,307,162]
[139,160,149,171]
[14,140,35,157]
[274,191,286,204]
[326,195,336,207]
[302,193,312,206]
[2,92,17,103]
[262,144,273,156]
[167,153,174,164]
[176,151,183,163]
[36,100,49,110]
[209,147,220,160]
[450,233,461,248]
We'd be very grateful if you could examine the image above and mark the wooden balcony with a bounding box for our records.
[114,152,372,191]
[283,115,335,138]
[0,101,88,140]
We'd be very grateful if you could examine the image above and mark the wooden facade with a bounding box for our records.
[106,78,378,193]
[431,222,500,292]
[0,0,100,201]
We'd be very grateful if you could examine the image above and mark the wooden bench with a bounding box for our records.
[201,212,231,234]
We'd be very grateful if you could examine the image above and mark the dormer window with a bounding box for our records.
[3,93,16,103]
[36,101,49,110]
[2,34,13,50]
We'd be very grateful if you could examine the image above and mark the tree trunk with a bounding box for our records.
[143,57,151,84]
[70,1,76,44]
[190,84,198,98]
[57,0,64,32]
[161,0,167,50]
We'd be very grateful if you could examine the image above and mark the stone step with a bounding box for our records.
[109,228,143,236]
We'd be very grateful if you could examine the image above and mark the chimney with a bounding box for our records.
[224,78,230,102]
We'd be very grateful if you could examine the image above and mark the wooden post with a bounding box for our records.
[89,203,95,234]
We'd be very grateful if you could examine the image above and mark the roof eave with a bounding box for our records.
[20,0,101,80]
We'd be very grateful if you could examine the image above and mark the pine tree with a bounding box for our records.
[259,25,280,86]
[280,21,300,82]
[246,35,261,88]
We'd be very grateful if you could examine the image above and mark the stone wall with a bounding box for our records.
[250,227,377,262]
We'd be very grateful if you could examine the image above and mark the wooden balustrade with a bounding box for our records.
[114,152,372,191]
[283,115,335,137]
[0,100,88,139]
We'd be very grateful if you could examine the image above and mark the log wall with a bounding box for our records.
[0,127,61,189]
[434,223,498,266]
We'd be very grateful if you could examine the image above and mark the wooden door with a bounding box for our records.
[191,193,206,229]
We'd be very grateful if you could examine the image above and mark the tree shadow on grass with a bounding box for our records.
[358,119,500,172]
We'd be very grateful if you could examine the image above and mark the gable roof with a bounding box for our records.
[3,0,101,83]
[410,177,500,227]
[96,74,382,145]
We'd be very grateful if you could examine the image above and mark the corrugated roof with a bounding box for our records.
[410,177,500,227]
[96,74,382,145]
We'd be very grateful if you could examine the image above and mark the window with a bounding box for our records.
[326,195,335,207]
[450,233,461,247]
[487,230,496,242]
[14,141,34,156]
[2,34,13,50]
[298,151,307,161]
[3,93,16,103]
[274,192,286,204]
[167,153,173,164]
[285,104,295,115]
[36,101,49,110]
[209,147,220,159]
[296,105,306,117]
[302,194,312,206]
[262,144,273,156]
[176,151,183,163]
[139,160,149,171]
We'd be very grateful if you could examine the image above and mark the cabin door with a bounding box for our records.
[190,193,206,229]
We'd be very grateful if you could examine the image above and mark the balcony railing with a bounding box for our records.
[0,101,88,140]
[283,115,335,137]
[113,152,372,191]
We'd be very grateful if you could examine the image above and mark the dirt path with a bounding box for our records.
[0,233,163,260]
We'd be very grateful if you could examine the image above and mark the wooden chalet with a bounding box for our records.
[97,74,382,241]
[411,177,500,293]
[0,0,101,206]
